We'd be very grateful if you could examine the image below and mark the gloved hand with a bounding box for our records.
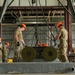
[58,45,59,47]
[16,41,20,46]
[25,45,27,47]
[53,38,56,42]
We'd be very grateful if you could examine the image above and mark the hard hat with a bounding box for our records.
[44,44,48,47]
[5,42,10,46]
[42,43,45,47]
[37,43,41,47]
[42,43,48,47]
[21,23,26,30]
[57,22,62,27]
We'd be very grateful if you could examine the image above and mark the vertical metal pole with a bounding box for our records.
[34,0,39,46]
[65,6,72,55]
[19,0,20,6]
[0,23,2,38]
[50,27,52,46]
[50,10,52,46]
[45,0,47,6]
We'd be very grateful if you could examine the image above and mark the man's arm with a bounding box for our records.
[54,33,61,41]
[21,40,26,46]
[14,34,19,42]
[14,34,20,46]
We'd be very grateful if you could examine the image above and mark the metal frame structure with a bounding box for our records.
[0,6,65,46]
[0,0,14,38]
[0,6,72,52]
[0,0,14,23]
[0,0,74,74]
[0,0,73,52]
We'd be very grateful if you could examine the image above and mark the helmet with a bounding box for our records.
[57,22,62,27]
[5,42,10,46]
[42,43,48,47]
[44,44,48,47]
[37,43,41,47]
[42,43,45,46]
[21,23,26,30]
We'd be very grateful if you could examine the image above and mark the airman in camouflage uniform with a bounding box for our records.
[0,38,2,62]
[2,42,9,62]
[54,22,68,62]
[13,23,26,61]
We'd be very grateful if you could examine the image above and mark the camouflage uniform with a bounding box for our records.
[2,45,8,62]
[58,28,68,62]
[13,27,24,61]
[0,42,2,62]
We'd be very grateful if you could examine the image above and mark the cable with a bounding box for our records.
[28,0,32,6]
[11,11,19,20]
[23,27,35,38]
[28,0,33,14]
[28,0,39,46]
[38,27,58,46]
[57,0,73,17]
[38,0,57,46]
[32,0,36,4]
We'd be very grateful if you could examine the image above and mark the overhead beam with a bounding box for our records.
[57,0,73,17]
[0,0,14,23]
[67,0,75,20]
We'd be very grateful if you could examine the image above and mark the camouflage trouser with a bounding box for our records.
[3,56,8,62]
[13,42,24,61]
[58,42,68,62]
[0,50,2,62]
[3,50,8,62]
[0,43,2,62]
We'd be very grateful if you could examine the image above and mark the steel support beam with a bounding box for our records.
[35,0,39,46]
[0,23,2,38]
[0,0,14,23]
[67,0,75,19]
[65,6,72,54]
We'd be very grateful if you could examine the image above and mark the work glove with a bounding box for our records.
[25,45,27,47]
[53,38,56,42]
[16,41,20,46]
[58,45,59,47]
